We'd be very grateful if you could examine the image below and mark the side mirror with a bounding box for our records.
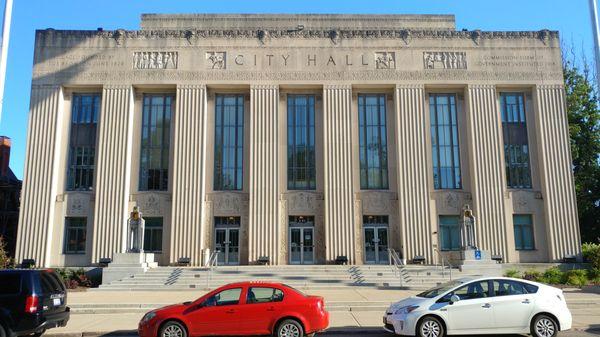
[450,295,460,304]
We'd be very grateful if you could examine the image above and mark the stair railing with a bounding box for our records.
[206,251,219,289]
[388,248,405,287]
[433,247,453,281]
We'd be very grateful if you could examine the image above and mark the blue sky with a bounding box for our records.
[0,0,595,179]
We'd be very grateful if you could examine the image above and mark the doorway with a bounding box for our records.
[214,217,240,265]
[289,216,315,265]
[363,215,389,264]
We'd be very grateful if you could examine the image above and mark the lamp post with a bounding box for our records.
[590,0,600,90]
[0,0,13,125]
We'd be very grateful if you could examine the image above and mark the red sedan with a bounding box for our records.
[138,282,329,337]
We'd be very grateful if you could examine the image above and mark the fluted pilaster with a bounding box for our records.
[92,85,135,263]
[395,85,434,263]
[248,85,280,264]
[16,85,64,267]
[534,85,581,261]
[466,85,509,260]
[170,85,208,266]
[323,85,355,263]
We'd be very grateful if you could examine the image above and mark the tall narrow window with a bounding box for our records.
[214,95,244,190]
[430,94,462,189]
[359,94,388,189]
[439,215,460,251]
[513,214,534,250]
[64,217,86,254]
[501,93,532,189]
[288,95,316,190]
[140,94,173,191]
[67,94,100,190]
[144,217,163,253]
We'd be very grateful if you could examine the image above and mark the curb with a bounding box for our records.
[45,328,388,337]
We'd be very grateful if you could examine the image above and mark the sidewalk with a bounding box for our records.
[46,287,600,336]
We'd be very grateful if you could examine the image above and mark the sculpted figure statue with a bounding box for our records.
[460,204,477,250]
[127,206,145,253]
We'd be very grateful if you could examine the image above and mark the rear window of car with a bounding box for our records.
[40,271,64,294]
[493,279,538,296]
[0,274,21,295]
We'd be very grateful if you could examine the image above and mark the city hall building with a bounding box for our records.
[16,14,582,267]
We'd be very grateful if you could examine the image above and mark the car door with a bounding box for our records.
[443,280,495,333]
[489,279,536,331]
[237,286,285,335]
[187,287,243,336]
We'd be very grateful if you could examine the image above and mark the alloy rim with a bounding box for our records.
[421,320,441,337]
[163,325,183,337]
[280,323,300,337]
[535,318,555,337]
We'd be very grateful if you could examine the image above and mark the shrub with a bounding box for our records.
[523,270,543,282]
[587,268,600,284]
[543,267,564,285]
[0,236,13,269]
[504,269,521,278]
[55,268,93,289]
[562,269,589,287]
[582,242,600,270]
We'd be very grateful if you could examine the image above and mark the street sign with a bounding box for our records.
[475,250,482,260]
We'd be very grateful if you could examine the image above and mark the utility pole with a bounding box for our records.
[0,0,13,125]
[590,0,600,90]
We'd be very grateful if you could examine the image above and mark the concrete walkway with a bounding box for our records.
[47,288,600,336]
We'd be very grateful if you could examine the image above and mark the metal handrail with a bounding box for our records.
[206,251,219,289]
[433,247,453,281]
[388,248,405,287]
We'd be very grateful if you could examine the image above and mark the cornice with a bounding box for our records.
[35,28,559,43]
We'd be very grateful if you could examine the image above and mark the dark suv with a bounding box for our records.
[0,269,70,337]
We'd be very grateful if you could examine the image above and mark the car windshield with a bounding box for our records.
[416,280,464,298]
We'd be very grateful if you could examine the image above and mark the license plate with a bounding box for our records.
[53,298,61,306]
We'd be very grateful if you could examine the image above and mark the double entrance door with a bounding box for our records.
[289,216,314,265]
[214,217,240,265]
[363,215,389,264]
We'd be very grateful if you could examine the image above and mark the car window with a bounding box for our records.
[203,288,242,307]
[417,280,464,298]
[0,274,21,295]
[493,280,536,296]
[444,281,490,301]
[40,271,63,294]
[247,287,284,304]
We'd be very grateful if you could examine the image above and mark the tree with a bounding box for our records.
[0,236,10,269]
[564,60,600,244]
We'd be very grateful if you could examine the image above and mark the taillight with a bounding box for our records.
[25,295,38,313]
[317,299,325,312]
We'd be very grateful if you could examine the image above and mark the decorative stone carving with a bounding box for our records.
[279,200,288,263]
[184,30,196,45]
[133,51,178,69]
[206,52,226,69]
[287,192,323,214]
[361,191,395,214]
[66,194,88,216]
[212,192,248,214]
[515,194,528,212]
[139,194,162,216]
[257,30,270,44]
[539,29,551,45]
[444,192,460,212]
[329,30,340,45]
[400,29,412,45]
[113,29,125,45]
[424,52,467,70]
[375,52,396,69]
[471,29,482,45]
[202,200,213,249]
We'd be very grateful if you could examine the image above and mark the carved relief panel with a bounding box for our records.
[132,192,168,216]
[211,192,249,216]
[424,52,467,70]
[433,191,471,214]
[64,192,92,216]
[206,52,226,69]
[133,52,178,69]
[375,52,396,69]
[286,191,323,215]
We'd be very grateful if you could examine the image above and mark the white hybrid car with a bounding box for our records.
[383,277,572,337]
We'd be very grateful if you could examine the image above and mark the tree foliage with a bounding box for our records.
[564,60,600,244]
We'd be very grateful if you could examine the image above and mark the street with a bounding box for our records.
[319,332,600,337]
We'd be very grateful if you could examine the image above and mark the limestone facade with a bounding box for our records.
[16,14,581,267]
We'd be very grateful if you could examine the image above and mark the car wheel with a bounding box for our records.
[276,319,304,337]
[417,316,445,337]
[531,314,558,337]
[159,321,187,337]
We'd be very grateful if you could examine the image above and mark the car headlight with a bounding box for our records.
[141,312,156,323]
[394,305,419,315]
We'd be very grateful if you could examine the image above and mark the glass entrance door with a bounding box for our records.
[364,227,389,264]
[290,227,314,265]
[215,228,240,265]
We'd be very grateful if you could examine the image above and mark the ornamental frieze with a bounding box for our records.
[133,51,178,69]
[423,51,467,69]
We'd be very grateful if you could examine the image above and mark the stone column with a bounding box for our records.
[248,85,280,264]
[465,85,509,261]
[323,85,355,263]
[92,85,135,263]
[170,85,208,266]
[394,85,434,264]
[16,85,65,267]
[534,85,581,261]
